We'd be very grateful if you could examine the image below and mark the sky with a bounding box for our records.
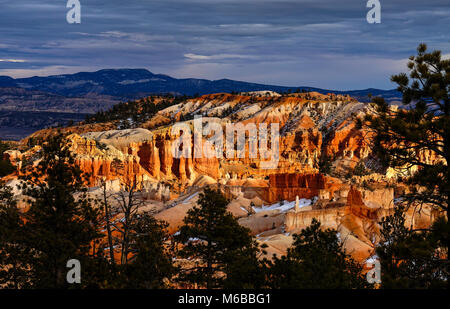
[0,0,449,90]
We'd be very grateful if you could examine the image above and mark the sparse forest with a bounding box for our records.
[84,94,194,127]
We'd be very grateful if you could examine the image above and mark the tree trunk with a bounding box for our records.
[207,239,212,289]
[103,183,115,265]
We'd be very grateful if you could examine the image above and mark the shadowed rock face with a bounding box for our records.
[263,173,340,203]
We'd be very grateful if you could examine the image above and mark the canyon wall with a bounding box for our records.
[263,173,342,203]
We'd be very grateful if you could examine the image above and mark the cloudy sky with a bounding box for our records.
[0,0,449,90]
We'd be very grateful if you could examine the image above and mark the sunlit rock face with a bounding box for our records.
[72,129,221,185]
[4,92,443,262]
[12,92,373,184]
[284,185,437,262]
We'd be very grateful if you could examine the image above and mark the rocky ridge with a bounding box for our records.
[3,91,439,262]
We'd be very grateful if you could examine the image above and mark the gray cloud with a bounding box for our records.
[0,0,449,89]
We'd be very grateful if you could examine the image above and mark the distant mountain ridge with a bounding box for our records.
[0,68,401,102]
[0,68,402,140]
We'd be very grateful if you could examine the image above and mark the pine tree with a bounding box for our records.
[377,205,448,288]
[176,187,264,288]
[267,219,370,289]
[362,44,449,287]
[121,213,176,288]
[0,141,15,177]
[0,183,31,288]
[19,134,104,288]
[318,154,333,175]
[353,161,369,177]
[363,44,449,220]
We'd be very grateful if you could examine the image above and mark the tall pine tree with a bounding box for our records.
[363,43,449,220]
[377,205,448,288]
[175,187,264,289]
[0,183,31,288]
[19,134,103,288]
[362,44,449,287]
[266,219,370,289]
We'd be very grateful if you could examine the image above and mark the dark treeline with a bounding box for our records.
[0,141,15,177]
[84,94,195,127]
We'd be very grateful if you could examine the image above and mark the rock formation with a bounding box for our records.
[3,92,443,262]
[263,173,342,203]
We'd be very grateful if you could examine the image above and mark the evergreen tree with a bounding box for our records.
[267,219,370,289]
[222,241,267,289]
[19,134,104,288]
[176,187,264,288]
[363,44,449,220]
[318,154,333,175]
[121,213,176,289]
[353,161,369,177]
[362,44,449,287]
[0,141,15,177]
[377,205,448,288]
[0,183,31,288]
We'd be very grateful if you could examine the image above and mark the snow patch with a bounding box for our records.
[118,79,152,85]
[182,192,199,203]
[365,255,379,264]
[252,198,314,213]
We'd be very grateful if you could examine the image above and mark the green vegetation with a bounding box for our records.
[353,161,369,177]
[0,141,15,177]
[120,213,176,288]
[363,44,449,288]
[85,94,193,127]
[0,157,376,289]
[318,154,334,175]
[0,134,176,288]
[266,219,370,289]
[175,187,266,289]
[364,43,449,220]
[0,134,104,288]
[0,184,30,288]
[377,205,448,288]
